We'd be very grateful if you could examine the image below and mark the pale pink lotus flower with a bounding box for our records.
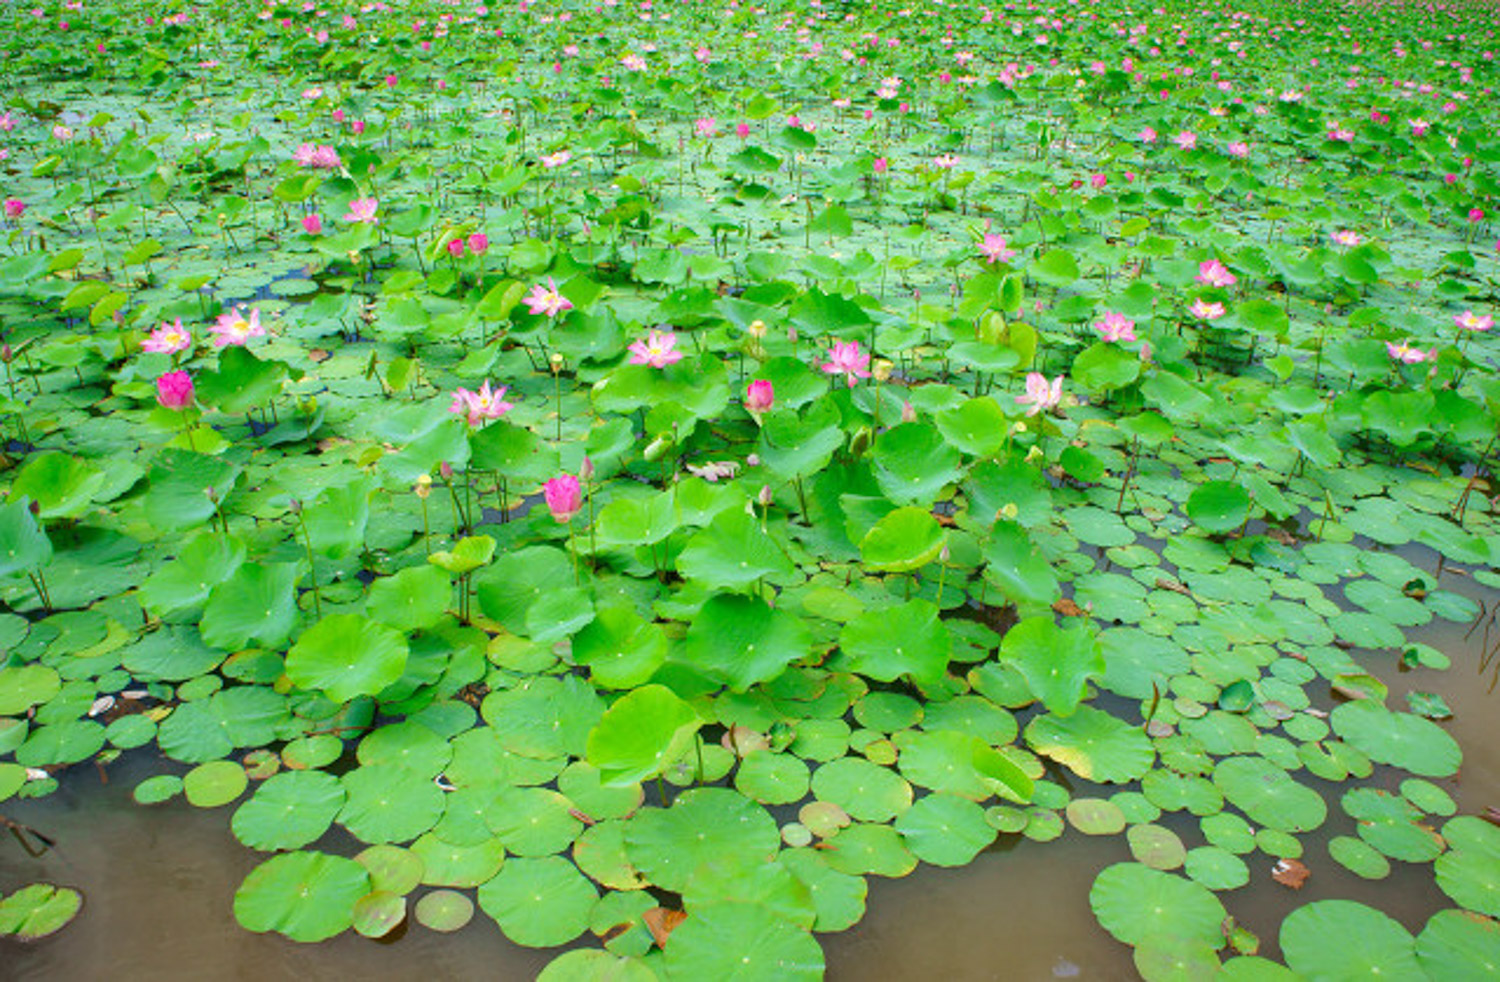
[621,54,646,71]
[342,197,379,224]
[52,124,72,141]
[1454,310,1493,332]
[3,199,25,220]
[979,233,1017,264]
[628,330,684,368]
[0,112,15,132]
[1409,118,1430,136]
[1326,125,1354,142]
[821,340,872,387]
[525,277,572,318]
[694,117,717,138]
[1095,312,1137,343]
[694,46,711,63]
[1386,340,1436,364]
[449,380,513,426]
[302,213,323,234]
[1190,299,1227,320]
[1331,230,1362,247]
[1226,141,1250,158]
[143,318,192,354]
[932,154,960,169]
[745,379,775,416]
[1196,259,1237,288]
[685,461,740,483]
[1015,372,1063,416]
[210,306,265,347]
[544,474,582,522]
[1137,126,1158,143]
[540,149,571,168]
[1172,130,1197,150]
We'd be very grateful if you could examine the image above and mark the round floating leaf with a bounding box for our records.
[1183,846,1249,891]
[736,751,812,805]
[682,595,812,692]
[339,765,446,844]
[1328,836,1390,880]
[624,788,779,893]
[0,884,83,941]
[780,847,868,933]
[1331,701,1461,778]
[357,720,453,778]
[1025,706,1155,783]
[1128,824,1186,870]
[355,845,425,896]
[676,509,794,592]
[1002,616,1104,717]
[1186,481,1251,534]
[352,891,406,938]
[1281,900,1421,979]
[1400,779,1456,817]
[1066,797,1127,836]
[486,787,582,857]
[183,760,249,808]
[1416,910,1500,979]
[1434,816,1500,917]
[860,506,946,573]
[367,565,451,632]
[894,793,996,867]
[234,850,370,942]
[133,774,183,805]
[585,684,703,787]
[1089,863,1227,947]
[476,856,596,948]
[837,599,951,688]
[1213,757,1325,833]
[661,900,824,980]
[810,757,913,823]
[232,770,345,851]
[286,614,409,704]
[0,665,60,717]
[572,605,669,690]
[1133,935,1221,982]
[872,422,963,506]
[573,821,645,892]
[414,889,474,933]
[538,951,656,982]
[200,562,300,651]
[982,520,1060,607]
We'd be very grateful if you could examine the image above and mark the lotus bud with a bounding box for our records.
[999,503,1018,520]
[288,498,302,515]
[1025,445,1045,464]
[746,453,761,467]
[643,433,675,461]
[939,544,951,562]
[901,400,916,423]
[873,359,894,382]
[848,426,872,457]
[747,319,767,338]
[758,484,773,507]
[550,352,565,373]
[1,344,11,364]
[440,461,454,479]
[579,456,595,482]
[415,474,432,500]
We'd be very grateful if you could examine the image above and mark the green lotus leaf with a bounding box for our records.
[142,450,242,534]
[1434,816,1500,917]
[661,899,823,981]
[286,614,409,703]
[1071,342,1141,392]
[624,788,779,893]
[586,684,703,787]
[232,770,346,852]
[0,665,60,716]
[1416,910,1500,979]
[572,605,670,690]
[200,562,300,652]
[837,598,951,688]
[676,508,795,592]
[1001,615,1103,716]
[1025,707,1154,783]
[410,832,505,888]
[860,505,946,573]
[139,533,246,621]
[183,759,249,808]
[10,453,105,520]
[338,764,446,844]
[0,497,52,579]
[414,890,475,934]
[872,422,963,506]
[0,884,83,941]
[982,520,1059,606]
[1281,900,1421,979]
[1089,862,1227,947]
[1213,756,1325,833]
[681,594,812,692]
[234,850,370,942]
[367,564,451,632]
[482,675,602,760]
[1186,480,1251,534]
[1331,701,1461,778]
[1127,823,1186,870]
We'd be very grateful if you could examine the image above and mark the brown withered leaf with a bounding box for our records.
[1155,577,1192,596]
[643,907,687,949]
[1053,597,1085,617]
[1271,858,1309,889]
[308,348,332,363]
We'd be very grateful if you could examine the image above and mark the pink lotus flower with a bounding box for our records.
[694,117,717,138]
[1196,259,1237,288]
[821,340,871,387]
[1226,141,1250,158]
[446,238,465,258]
[873,157,889,173]
[343,197,379,224]
[543,474,582,523]
[1095,311,1137,342]
[1331,230,1362,247]
[1386,340,1436,364]
[0,112,14,132]
[210,306,265,347]
[467,233,489,255]
[155,370,194,410]
[143,318,192,354]
[293,143,341,169]
[1172,130,1197,150]
[735,122,750,139]
[979,233,1017,264]
[1454,310,1493,332]
[1409,118,1430,136]
[1468,207,1485,223]
[524,277,572,318]
[1089,173,1107,189]
[449,380,513,426]
[1015,372,1062,416]
[932,154,960,169]
[540,149,571,168]
[745,379,774,416]
[1190,299,1226,321]
[3,199,24,220]
[628,330,684,368]
[52,124,72,141]
[302,213,323,235]
[621,54,647,71]
[1137,127,1158,143]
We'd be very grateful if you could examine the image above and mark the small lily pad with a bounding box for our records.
[352,891,406,938]
[183,760,249,808]
[0,884,83,941]
[414,889,474,933]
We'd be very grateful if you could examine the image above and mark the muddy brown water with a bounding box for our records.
[3,556,1497,981]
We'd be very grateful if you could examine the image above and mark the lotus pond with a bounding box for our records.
[2,0,1500,978]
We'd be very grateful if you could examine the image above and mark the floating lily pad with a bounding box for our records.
[624,788,779,893]
[183,759,248,808]
[810,757,913,822]
[1025,707,1155,783]
[1213,757,1325,833]
[1089,863,1227,948]
[1127,824,1186,871]
[1416,910,1500,979]
[894,793,996,867]
[1066,797,1127,836]
[355,845,425,896]
[1328,836,1391,880]
[352,891,406,938]
[0,884,83,941]
[661,900,824,980]
[1331,701,1461,778]
[476,856,596,948]
[414,889,474,933]
[1434,816,1500,917]
[1280,900,1421,979]
[234,850,370,942]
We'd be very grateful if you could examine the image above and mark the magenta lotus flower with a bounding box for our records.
[628,330,684,368]
[446,238,466,258]
[1095,312,1137,343]
[294,143,341,169]
[1409,118,1430,136]
[449,380,513,427]
[1386,340,1436,364]
[735,122,750,139]
[821,340,872,387]
[979,233,1017,264]
[143,318,192,355]
[872,157,889,173]
[1196,259,1237,288]
[342,197,379,224]
[1454,310,1493,332]
[543,474,582,523]
[467,233,489,255]
[302,213,322,234]
[1190,299,1226,321]
[210,306,265,347]
[524,278,573,318]
[745,379,775,416]
[1468,208,1485,223]
[1015,372,1063,416]
[2,199,24,220]
[155,370,194,410]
